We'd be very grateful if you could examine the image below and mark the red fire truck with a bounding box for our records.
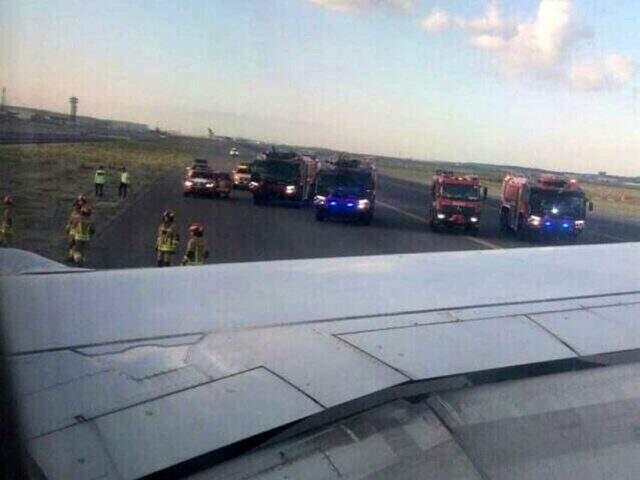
[250,149,319,206]
[428,171,487,234]
[500,174,593,239]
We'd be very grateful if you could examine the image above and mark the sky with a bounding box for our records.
[1,0,639,175]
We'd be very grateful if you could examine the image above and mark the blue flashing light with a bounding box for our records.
[346,202,354,207]
[544,221,552,227]
[329,201,337,206]
[562,223,569,228]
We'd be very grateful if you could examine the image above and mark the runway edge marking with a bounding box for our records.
[377,200,502,250]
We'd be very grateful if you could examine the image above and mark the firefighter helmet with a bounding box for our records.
[76,194,87,205]
[3,195,13,205]
[189,223,204,235]
[162,209,175,223]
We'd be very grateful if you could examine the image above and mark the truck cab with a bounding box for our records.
[250,149,317,206]
[313,160,376,225]
[500,175,593,239]
[429,171,486,234]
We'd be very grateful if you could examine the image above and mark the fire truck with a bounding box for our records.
[313,159,376,225]
[250,148,319,206]
[500,174,593,239]
[429,171,487,234]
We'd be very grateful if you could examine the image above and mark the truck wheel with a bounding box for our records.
[360,214,372,226]
[500,210,509,232]
[516,216,528,240]
[466,225,479,236]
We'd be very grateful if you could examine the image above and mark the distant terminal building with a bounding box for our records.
[1,105,149,134]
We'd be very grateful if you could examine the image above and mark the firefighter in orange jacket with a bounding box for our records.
[156,210,179,267]
[182,223,209,266]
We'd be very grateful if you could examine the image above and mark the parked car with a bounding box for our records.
[232,163,251,189]
[183,169,216,197]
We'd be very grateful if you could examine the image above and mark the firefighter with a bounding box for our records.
[0,195,14,247]
[182,223,209,266]
[94,165,106,197]
[156,210,179,267]
[71,206,95,266]
[119,166,130,199]
[65,195,87,261]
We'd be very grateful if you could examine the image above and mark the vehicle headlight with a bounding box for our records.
[551,207,559,215]
[249,181,259,189]
[528,215,541,226]
[575,220,585,227]
[357,199,370,210]
[285,185,296,194]
[184,181,193,187]
[206,183,214,188]
[314,195,326,206]
[470,216,478,223]
[436,213,446,220]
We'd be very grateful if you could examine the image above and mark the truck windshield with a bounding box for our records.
[442,184,480,200]
[317,171,372,194]
[236,166,250,174]
[252,161,299,182]
[190,171,213,179]
[530,190,585,216]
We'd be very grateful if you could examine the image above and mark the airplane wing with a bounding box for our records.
[2,243,640,479]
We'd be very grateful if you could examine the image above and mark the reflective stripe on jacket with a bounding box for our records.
[74,220,93,242]
[95,169,106,184]
[184,237,207,265]
[157,225,178,253]
[0,207,11,233]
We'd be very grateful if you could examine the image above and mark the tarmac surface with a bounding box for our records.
[90,150,640,269]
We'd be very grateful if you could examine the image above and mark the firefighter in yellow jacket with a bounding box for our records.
[65,195,87,261]
[0,195,13,247]
[182,223,209,266]
[71,206,95,266]
[156,210,179,267]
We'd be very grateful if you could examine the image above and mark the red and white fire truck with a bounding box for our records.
[500,174,593,239]
[250,149,319,206]
[428,171,487,234]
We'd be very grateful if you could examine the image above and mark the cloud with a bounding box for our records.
[308,0,413,13]
[419,9,450,33]
[570,54,635,91]
[421,1,573,74]
[466,1,506,34]
[468,0,573,74]
[419,1,633,90]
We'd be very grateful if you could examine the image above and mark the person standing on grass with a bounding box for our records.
[119,167,130,198]
[94,166,106,197]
